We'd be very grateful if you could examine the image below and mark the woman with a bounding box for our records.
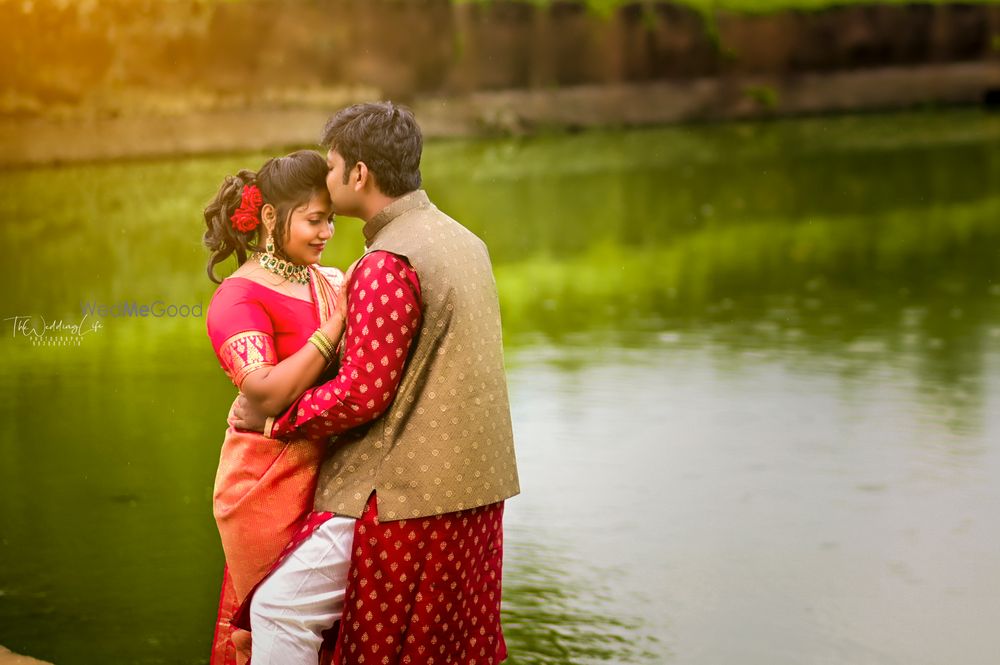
[203,150,348,665]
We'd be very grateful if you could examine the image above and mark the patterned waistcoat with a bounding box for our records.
[313,190,520,520]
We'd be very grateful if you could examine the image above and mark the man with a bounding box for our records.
[231,102,520,664]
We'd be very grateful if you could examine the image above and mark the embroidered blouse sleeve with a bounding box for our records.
[206,282,277,391]
[269,251,421,440]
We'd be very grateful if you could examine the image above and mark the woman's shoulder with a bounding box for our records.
[206,277,272,339]
[208,276,260,310]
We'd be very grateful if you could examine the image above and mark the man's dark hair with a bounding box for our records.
[320,101,422,197]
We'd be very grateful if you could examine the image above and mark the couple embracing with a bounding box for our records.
[202,102,520,665]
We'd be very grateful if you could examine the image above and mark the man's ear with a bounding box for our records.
[354,161,370,192]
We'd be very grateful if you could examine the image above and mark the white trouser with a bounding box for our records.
[249,515,356,665]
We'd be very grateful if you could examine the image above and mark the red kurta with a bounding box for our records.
[270,252,422,439]
[267,252,509,664]
[331,496,508,665]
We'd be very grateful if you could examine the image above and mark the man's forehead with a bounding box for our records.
[326,149,343,164]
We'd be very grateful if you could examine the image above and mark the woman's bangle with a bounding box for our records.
[310,329,335,357]
[308,329,336,363]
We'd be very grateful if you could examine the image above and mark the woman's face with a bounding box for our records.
[279,189,335,265]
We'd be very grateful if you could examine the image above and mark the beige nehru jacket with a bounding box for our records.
[314,190,520,521]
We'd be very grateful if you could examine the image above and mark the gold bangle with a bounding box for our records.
[308,330,335,362]
[314,329,337,355]
[308,335,334,362]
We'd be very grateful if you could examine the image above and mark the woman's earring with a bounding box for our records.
[265,236,275,255]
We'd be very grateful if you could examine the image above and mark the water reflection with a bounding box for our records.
[502,534,660,664]
[504,345,1000,664]
[1,109,999,664]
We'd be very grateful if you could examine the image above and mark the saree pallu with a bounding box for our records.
[209,265,342,665]
[210,428,332,665]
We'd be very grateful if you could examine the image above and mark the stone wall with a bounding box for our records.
[0,1,997,165]
[2,0,997,112]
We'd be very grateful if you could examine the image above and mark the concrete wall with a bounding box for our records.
[2,0,997,111]
[1,1,997,165]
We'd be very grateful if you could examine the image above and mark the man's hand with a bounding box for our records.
[228,394,269,433]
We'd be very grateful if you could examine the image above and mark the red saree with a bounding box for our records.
[206,265,344,665]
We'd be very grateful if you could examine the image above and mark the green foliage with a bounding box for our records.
[744,84,779,110]
[1,108,999,664]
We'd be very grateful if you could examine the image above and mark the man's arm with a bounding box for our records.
[258,251,421,440]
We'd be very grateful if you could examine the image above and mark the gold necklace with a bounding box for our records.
[243,265,312,302]
[250,251,310,285]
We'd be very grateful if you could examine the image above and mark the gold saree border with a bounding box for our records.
[219,329,277,389]
[310,264,343,327]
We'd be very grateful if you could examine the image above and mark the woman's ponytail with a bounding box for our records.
[203,169,259,284]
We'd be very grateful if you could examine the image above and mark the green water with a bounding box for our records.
[1,109,999,664]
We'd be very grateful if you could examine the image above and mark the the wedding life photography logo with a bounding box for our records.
[3,300,202,348]
[3,313,104,347]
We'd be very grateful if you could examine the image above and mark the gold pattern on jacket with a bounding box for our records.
[314,190,520,520]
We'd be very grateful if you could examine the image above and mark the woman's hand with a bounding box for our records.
[320,308,345,341]
[338,260,359,316]
[321,260,358,340]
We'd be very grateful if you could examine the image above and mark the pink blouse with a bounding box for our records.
[206,277,321,389]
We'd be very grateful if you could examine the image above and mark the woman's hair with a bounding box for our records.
[203,150,329,283]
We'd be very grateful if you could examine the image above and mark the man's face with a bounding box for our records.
[326,148,358,217]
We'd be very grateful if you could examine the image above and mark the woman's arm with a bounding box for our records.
[236,312,345,417]
[236,268,351,417]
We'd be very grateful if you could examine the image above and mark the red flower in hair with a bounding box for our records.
[230,184,264,233]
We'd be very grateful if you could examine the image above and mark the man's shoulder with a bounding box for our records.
[408,203,482,244]
[376,199,487,261]
[358,250,415,277]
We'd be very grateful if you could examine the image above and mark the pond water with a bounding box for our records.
[1,109,999,664]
